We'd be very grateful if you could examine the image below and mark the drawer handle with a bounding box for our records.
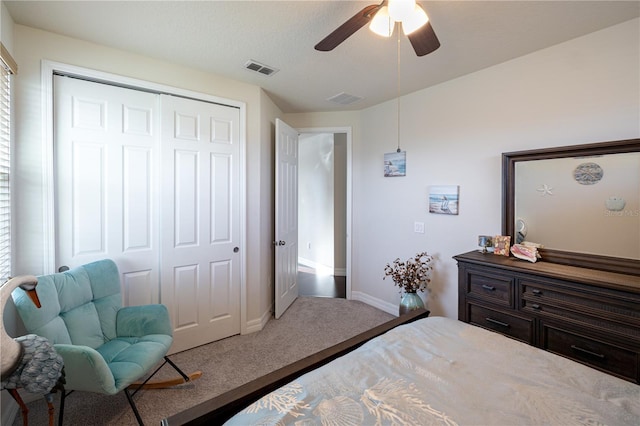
[571,345,606,360]
[531,303,541,310]
[532,289,542,296]
[485,317,510,328]
[481,284,496,291]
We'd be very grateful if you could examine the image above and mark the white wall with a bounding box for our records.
[11,24,278,330]
[287,18,640,317]
[1,2,14,48]
[299,133,335,271]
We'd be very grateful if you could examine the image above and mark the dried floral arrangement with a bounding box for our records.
[383,251,433,293]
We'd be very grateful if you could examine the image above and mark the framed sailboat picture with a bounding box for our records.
[384,151,406,177]
[429,185,459,215]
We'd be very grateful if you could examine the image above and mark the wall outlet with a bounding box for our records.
[414,221,425,234]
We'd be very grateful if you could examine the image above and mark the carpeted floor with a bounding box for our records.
[9,297,394,425]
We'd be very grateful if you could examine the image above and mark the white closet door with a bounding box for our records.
[160,94,241,353]
[54,75,160,306]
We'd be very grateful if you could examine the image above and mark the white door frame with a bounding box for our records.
[40,60,249,331]
[296,126,353,299]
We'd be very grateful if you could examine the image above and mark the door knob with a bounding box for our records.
[233,247,239,253]
[58,266,69,272]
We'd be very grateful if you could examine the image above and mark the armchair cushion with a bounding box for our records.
[117,304,172,337]
[61,301,104,348]
[52,344,116,394]
[11,275,72,344]
[96,335,172,392]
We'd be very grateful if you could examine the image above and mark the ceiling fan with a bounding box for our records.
[315,0,440,57]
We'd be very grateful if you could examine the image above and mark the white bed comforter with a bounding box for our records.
[226,316,640,425]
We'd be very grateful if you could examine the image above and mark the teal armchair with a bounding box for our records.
[11,259,199,425]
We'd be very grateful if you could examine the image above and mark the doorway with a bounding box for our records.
[297,131,348,298]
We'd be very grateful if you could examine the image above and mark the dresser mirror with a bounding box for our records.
[502,139,640,275]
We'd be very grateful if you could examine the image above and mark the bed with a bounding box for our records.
[163,311,640,425]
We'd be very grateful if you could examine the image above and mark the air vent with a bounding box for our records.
[244,60,279,76]
[326,92,363,106]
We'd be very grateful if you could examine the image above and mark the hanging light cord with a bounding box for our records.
[396,23,401,153]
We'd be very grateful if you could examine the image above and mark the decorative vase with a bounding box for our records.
[399,291,425,316]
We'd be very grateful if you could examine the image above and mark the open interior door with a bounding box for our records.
[274,119,299,319]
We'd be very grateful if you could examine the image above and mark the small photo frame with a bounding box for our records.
[493,235,511,256]
[384,151,406,177]
[429,185,459,215]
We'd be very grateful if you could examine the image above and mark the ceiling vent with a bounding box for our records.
[327,92,363,106]
[244,59,279,76]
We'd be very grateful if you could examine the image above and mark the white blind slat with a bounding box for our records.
[0,58,11,280]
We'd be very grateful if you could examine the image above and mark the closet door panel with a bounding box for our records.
[54,75,160,305]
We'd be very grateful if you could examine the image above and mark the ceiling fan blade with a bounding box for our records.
[407,21,440,56]
[315,4,382,52]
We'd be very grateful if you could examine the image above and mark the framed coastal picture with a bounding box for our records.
[429,185,459,215]
[384,151,406,177]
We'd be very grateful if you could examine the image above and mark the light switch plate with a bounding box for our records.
[414,221,425,234]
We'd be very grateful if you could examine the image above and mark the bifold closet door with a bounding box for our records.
[159,94,241,353]
[54,75,160,306]
[55,77,241,352]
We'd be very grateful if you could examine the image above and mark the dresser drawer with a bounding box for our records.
[541,322,638,383]
[521,279,640,320]
[521,280,640,339]
[465,270,513,308]
[468,303,534,344]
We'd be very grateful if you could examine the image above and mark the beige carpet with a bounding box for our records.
[10,297,393,425]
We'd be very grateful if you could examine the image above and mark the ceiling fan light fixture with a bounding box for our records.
[402,4,428,35]
[316,0,440,57]
[388,0,417,22]
[369,6,394,37]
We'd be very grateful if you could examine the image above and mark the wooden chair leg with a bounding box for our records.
[7,389,28,426]
[44,393,55,426]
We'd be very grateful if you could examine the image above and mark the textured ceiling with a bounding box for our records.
[4,1,640,113]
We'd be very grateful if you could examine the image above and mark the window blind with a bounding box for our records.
[0,43,17,281]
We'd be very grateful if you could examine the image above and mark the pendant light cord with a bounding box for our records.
[396,23,401,153]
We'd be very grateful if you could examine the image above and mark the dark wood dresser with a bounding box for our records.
[455,250,640,384]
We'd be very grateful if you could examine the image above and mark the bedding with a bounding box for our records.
[225,316,640,425]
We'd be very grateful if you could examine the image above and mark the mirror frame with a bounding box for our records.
[502,138,640,276]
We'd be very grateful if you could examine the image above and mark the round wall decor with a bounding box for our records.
[573,162,603,185]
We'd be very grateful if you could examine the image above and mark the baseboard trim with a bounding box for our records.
[350,291,398,316]
[298,257,335,275]
[245,307,271,334]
